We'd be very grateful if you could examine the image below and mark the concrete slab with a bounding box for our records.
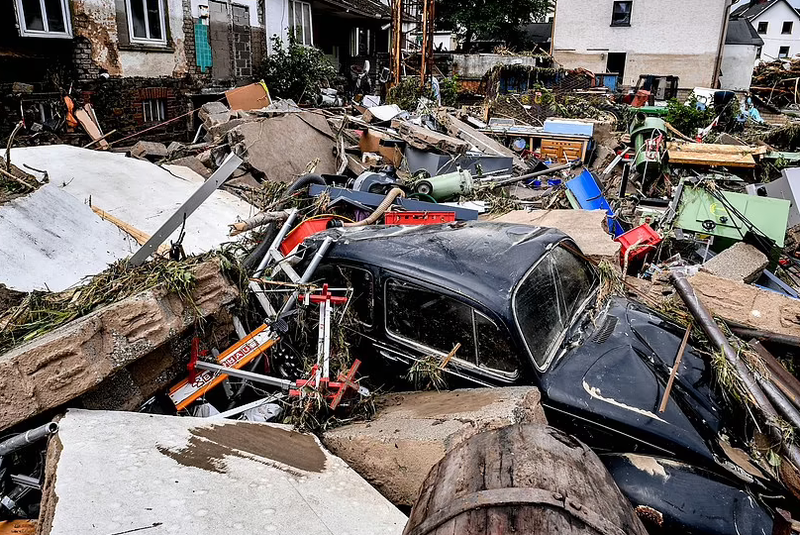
[0,261,237,432]
[41,410,406,535]
[1,145,258,261]
[322,387,546,506]
[702,242,768,282]
[0,185,137,291]
[689,271,800,338]
[492,209,621,266]
[227,114,338,183]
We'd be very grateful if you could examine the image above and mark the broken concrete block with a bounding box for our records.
[227,114,338,183]
[129,141,168,161]
[702,242,768,283]
[166,141,186,158]
[493,209,622,266]
[40,410,406,535]
[688,271,800,338]
[322,387,546,506]
[166,156,212,179]
[199,101,231,129]
[0,260,238,432]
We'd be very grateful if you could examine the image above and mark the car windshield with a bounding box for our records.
[513,244,599,368]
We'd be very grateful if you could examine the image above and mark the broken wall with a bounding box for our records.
[552,0,729,88]
[72,0,189,78]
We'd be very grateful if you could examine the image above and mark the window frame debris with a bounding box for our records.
[142,98,166,123]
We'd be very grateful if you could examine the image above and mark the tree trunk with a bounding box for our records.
[404,424,649,535]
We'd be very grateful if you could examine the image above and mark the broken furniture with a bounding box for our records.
[40,410,406,535]
[404,424,648,535]
[479,120,593,163]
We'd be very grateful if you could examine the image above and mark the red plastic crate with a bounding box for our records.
[384,211,456,226]
[280,217,333,255]
[615,224,661,263]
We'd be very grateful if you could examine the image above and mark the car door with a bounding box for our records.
[377,272,523,387]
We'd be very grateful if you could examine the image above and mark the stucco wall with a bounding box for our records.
[553,0,730,88]
[749,1,800,61]
[720,43,758,91]
[74,0,188,77]
[190,0,261,26]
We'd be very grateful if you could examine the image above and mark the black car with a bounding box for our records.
[282,221,783,535]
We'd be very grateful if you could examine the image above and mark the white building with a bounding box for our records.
[731,0,800,61]
[552,0,734,90]
[720,18,764,90]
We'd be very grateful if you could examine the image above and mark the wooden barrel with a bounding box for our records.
[404,424,648,535]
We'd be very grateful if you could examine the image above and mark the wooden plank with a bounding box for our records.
[91,206,170,255]
[391,119,469,154]
[75,108,109,149]
[436,110,527,172]
[667,142,756,168]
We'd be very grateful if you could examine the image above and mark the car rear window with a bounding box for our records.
[513,244,598,368]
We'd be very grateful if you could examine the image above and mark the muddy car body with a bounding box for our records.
[287,222,781,534]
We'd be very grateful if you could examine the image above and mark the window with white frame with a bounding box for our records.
[288,0,313,46]
[15,0,73,38]
[142,99,166,123]
[350,27,372,56]
[126,0,167,45]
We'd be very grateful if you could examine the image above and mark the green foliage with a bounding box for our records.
[256,35,336,103]
[439,76,460,107]
[387,77,435,111]
[436,0,552,49]
[665,98,715,137]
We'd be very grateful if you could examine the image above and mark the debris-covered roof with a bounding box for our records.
[726,18,765,46]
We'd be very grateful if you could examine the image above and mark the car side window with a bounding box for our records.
[313,264,374,326]
[475,311,516,373]
[385,278,516,375]
[385,278,476,359]
[514,254,564,368]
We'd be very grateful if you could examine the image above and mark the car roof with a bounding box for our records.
[305,221,569,313]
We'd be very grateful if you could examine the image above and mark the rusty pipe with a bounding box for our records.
[670,272,800,469]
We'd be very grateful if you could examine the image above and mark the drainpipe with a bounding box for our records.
[712,0,735,88]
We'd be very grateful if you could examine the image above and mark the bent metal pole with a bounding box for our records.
[671,271,800,469]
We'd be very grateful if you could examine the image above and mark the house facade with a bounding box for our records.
[552,0,734,90]
[720,18,764,90]
[2,0,388,143]
[731,0,800,61]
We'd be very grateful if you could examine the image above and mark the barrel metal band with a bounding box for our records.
[406,487,629,535]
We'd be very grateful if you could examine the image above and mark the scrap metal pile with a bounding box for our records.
[4,79,800,535]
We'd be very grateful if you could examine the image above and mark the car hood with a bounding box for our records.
[541,297,728,470]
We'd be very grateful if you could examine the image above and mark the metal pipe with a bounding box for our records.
[493,160,582,187]
[253,207,298,277]
[671,272,800,468]
[760,377,800,431]
[9,474,40,490]
[193,361,293,390]
[0,422,58,457]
